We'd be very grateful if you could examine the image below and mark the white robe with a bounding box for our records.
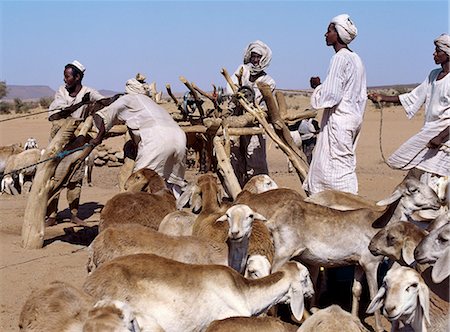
[96,94,187,186]
[48,85,104,119]
[303,48,367,195]
[388,68,450,177]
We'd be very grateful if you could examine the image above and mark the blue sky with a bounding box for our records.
[0,0,448,93]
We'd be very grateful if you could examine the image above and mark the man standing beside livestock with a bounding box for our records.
[46,60,105,227]
[303,14,367,195]
[90,77,187,198]
[227,40,276,187]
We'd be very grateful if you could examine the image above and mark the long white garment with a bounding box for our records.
[388,68,450,176]
[303,48,367,195]
[96,94,186,186]
[48,85,104,119]
[227,64,276,105]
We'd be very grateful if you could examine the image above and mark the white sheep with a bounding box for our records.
[87,223,228,274]
[23,137,38,150]
[367,266,430,332]
[19,281,140,332]
[83,253,314,332]
[157,210,197,236]
[414,222,450,283]
[297,305,369,332]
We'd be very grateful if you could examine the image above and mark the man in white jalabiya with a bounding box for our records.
[46,60,105,227]
[91,78,187,197]
[303,14,367,195]
[227,40,276,187]
[368,33,450,197]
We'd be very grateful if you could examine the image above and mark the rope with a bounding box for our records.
[1,143,93,178]
[0,109,49,123]
[377,101,449,170]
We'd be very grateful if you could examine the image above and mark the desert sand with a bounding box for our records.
[0,95,424,331]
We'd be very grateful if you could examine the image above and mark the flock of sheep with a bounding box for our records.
[0,137,448,332]
[17,164,450,331]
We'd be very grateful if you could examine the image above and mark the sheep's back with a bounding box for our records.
[99,192,176,232]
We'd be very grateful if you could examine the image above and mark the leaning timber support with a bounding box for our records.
[21,117,95,249]
[213,136,241,200]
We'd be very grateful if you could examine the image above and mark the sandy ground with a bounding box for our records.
[0,96,424,331]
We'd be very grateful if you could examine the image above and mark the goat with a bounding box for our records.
[367,266,430,332]
[83,253,314,332]
[298,305,369,332]
[205,316,298,332]
[18,281,139,332]
[87,223,228,274]
[415,222,450,283]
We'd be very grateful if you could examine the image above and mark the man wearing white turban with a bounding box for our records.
[91,78,187,197]
[303,14,367,195]
[46,60,105,227]
[368,33,450,196]
[227,40,276,187]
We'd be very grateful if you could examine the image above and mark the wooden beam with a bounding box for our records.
[213,136,241,200]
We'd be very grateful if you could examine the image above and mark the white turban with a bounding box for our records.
[434,33,450,57]
[330,14,358,44]
[243,40,272,75]
[69,60,85,73]
[125,78,150,95]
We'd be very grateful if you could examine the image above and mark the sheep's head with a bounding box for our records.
[278,261,314,322]
[242,174,278,194]
[24,137,38,150]
[414,222,450,283]
[124,168,165,193]
[369,221,426,265]
[244,255,271,279]
[217,204,266,242]
[367,266,430,326]
[377,177,443,220]
[84,300,140,332]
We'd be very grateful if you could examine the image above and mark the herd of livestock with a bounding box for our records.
[0,131,449,331]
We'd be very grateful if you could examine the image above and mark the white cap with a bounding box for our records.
[71,60,86,73]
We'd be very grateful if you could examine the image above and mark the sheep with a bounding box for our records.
[369,221,428,266]
[0,143,23,175]
[86,223,228,274]
[18,281,140,332]
[23,137,38,150]
[1,148,41,195]
[297,305,369,332]
[123,167,166,193]
[304,190,385,212]
[414,222,450,283]
[83,253,315,332]
[205,316,298,332]
[261,177,443,332]
[242,174,279,193]
[157,210,197,236]
[367,266,431,332]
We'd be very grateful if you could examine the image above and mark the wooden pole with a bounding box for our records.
[213,136,241,200]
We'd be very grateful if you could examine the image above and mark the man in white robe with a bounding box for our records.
[91,78,187,197]
[46,60,105,226]
[227,40,276,187]
[303,14,367,195]
[368,33,450,195]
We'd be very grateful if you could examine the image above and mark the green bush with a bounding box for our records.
[0,101,12,114]
[39,97,53,108]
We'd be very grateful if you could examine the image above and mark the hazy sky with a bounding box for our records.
[1,0,448,93]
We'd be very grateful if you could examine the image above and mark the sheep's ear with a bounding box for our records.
[417,209,442,220]
[418,280,430,326]
[253,212,267,221]
[401,240,416,266]
[289,284,305,322]
[366,286,386,314]
[431,247,450,283]
[377,190,402,206]
[176,184,195,210]
[216,214,227,222]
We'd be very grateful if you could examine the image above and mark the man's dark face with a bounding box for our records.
[434,46,449,65]
[325,23,338,46]
[64,67,80,91]
[250,52,262,66]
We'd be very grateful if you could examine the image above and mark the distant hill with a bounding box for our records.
[4,85,55,101]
